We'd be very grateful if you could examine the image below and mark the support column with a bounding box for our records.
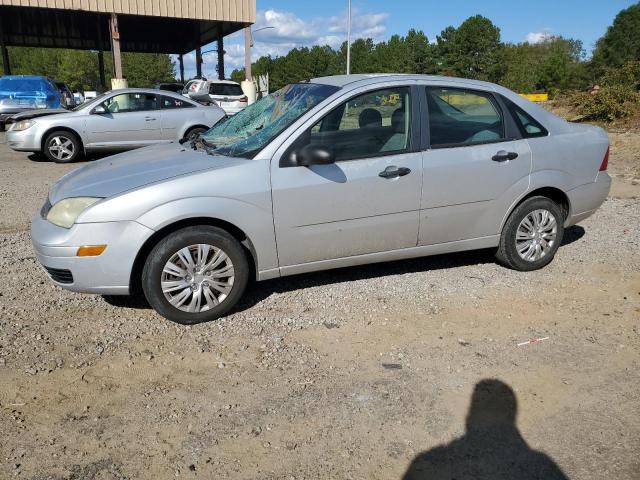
[244,27,252,81]
[179,54,185,83]
[0,20,10,75]
[97,16,106,89]
[109,12,126,88]
[195,46,202,78]
[217,36,224,80]
[98,50,106,90]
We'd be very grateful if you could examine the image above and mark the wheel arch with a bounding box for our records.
[40,126,85,154]
[181,124,210,139]
[501,186,570,233]
[129,217,258,295]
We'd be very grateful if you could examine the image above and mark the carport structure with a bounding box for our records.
[0,0,255,87]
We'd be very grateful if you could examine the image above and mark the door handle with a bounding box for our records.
[492,150,518,162]
[379,166,411,179]
[145,116,156,121]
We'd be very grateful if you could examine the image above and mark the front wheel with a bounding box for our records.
[43,130,81,163]
[141,226,249,324]
[496,196,564,271]
[183,126,208,142]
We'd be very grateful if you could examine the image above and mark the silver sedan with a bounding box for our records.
[31,75,611,324]
[6,88,225,162]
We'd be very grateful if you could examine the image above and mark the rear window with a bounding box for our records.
[161,96,195,109]
[209,83,244,96]
[502,97,548,138]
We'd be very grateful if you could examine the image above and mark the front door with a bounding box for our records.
[418,86,532,245]
[271,85,423,267]
[85,92,161,148]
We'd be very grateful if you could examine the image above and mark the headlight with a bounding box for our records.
[10,120,35,131]
[46,197,102,228]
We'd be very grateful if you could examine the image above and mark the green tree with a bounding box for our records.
[437,16,503,81]
[592,3,640,69]
[6,47,175,90]
[501,37,587,93]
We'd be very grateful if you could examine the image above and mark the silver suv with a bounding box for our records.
[32,75,611,324]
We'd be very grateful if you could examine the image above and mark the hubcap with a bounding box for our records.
[161,244,234,313]
[515,209,558,262]
[48,136,75,161]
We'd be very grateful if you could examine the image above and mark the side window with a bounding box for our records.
[503,98,548,138]
[308,87,412,161]
[103,93,158,113]
[161,96,195,109]
[426,87,504,148]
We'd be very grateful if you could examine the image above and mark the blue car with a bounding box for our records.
[0,75,63,130]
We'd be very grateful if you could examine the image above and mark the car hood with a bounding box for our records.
[49,144,248,204]
[8,108,70,121]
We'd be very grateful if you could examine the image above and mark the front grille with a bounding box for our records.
[44,266,74,284]
[41,198,52,218]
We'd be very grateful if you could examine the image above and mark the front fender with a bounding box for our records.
[135,196,279,276]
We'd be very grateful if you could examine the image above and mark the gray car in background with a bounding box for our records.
[6,88,225,162]
[31,74,611,324]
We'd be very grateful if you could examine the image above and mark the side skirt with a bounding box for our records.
[271,235,500,279]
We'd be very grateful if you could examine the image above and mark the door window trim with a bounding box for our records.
[280,84,421,167]
[421,85,521,150]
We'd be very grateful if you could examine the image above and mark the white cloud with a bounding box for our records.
[177,7,388,78]
[525,30,554,44]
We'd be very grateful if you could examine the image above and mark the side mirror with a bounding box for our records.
[294,144,335,167]
[92,105,107,114]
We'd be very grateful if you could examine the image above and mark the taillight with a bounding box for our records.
[599,146,609,171]
[239,96,248,103]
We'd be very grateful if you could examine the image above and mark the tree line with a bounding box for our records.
[231,3,640,97]
[4,49,175,91]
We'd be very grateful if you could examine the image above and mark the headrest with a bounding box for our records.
[391,108,405,133]
[358,108,382,128]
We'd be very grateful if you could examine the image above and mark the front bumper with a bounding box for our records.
[6,128,41,151]
[565,172,612,226]
[32,214,154,295]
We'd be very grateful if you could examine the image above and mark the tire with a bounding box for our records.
[183,126,208,141]
[496,196,565,271]
[141,226,249,324]
[43,130,81,163]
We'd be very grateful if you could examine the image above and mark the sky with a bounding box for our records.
[180,0,638,80]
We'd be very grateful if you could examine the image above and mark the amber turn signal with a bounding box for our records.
[76,245,107,257]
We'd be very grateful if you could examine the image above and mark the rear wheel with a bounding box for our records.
[141,226,249,324]
[496,196,564,271]
[43,130,81,163]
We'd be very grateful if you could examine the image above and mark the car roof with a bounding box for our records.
[309,73,500,90]
[108,87,189,99]
[208,79,241,85]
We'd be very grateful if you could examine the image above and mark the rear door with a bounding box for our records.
[418,85,532,245]
[85,92,161,148]
[271,84,423,268]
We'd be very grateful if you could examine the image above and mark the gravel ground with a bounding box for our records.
[0,132,639,479]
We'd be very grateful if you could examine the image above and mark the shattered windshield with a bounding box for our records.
[200,83,340,158]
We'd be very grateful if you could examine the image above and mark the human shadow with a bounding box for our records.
[402,379,569,480]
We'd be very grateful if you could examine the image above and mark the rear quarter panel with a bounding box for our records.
[529,124,608,190]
